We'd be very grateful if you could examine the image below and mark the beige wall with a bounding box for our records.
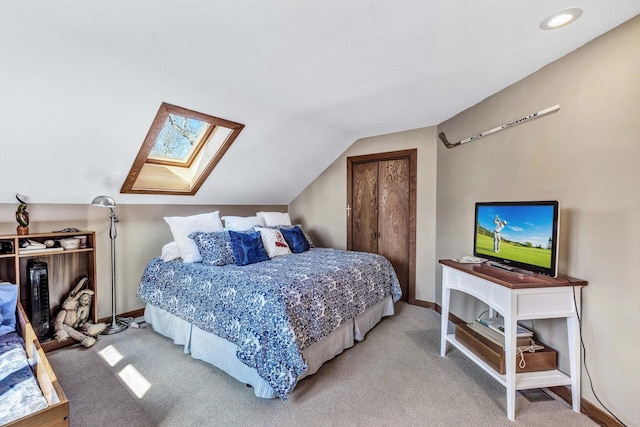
[2,14,636,426]
[436,16,639,425]
[0,203,285,319]
[290,126,438,302]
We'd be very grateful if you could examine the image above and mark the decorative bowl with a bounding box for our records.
[60,238,81,250]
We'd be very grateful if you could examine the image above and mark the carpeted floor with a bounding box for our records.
[47,302,597,426]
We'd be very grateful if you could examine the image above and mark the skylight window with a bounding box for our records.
[121,103,244,195]
[148,114,210,165]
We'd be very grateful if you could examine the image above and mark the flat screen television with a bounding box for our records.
[473,200,559,277]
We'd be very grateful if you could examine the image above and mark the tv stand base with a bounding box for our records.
[439,260,586,421]
[488,261,515,272]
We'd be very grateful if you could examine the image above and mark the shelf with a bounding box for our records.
[447,333,505,384]
[18,247,94,257]
[440,262,584,420]
[2,230,94,239]
[515,369,572,390]
[445,334,571,390]
[0,230,97,352]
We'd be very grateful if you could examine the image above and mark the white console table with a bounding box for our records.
[439,260,587,421]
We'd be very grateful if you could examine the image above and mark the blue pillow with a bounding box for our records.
[188,231,235,266]
[280,226,310,253]
[228,231,269,266]
[271,224,315,248]
[0,283,18,336]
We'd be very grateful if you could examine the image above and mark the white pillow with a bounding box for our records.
[256,211,292,226]
[160,242,181,261]
[222,215,266,231]
[254,227,291,258]
[164,211,224,263]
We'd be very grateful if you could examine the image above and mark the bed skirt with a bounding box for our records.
[144,294,395,398]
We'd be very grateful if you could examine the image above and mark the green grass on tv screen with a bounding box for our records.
[475,233,551,268]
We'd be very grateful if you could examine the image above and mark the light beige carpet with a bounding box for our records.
[47,302,597,426]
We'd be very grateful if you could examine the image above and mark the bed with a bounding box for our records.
[0,301,69,427]
[136,247,402,400]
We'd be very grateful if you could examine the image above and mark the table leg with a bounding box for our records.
[568,315,581,412]
[505,314,517,421]
[440,286,451,357]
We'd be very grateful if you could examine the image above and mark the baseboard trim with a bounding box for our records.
[411,301,622,427]
[548,386,624,427]
[411,299,435,310]
[98,308,145,325]
[430,302,465,324]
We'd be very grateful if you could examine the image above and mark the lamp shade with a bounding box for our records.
[91,196,116,208]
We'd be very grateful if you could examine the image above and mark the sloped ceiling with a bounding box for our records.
[1,1,638,205]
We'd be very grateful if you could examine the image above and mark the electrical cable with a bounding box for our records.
[567,279,627,427]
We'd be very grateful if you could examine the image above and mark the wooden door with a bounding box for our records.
[377,159,410,293]
[352,162,378,253]
[347,150,416,303]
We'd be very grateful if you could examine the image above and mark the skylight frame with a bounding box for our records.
[120,102,245,196]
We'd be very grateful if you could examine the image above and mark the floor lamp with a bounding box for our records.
[91,196,128,334]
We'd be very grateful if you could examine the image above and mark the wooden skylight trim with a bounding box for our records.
[120,103,244,195]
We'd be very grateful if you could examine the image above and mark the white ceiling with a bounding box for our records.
[1,1,638,205]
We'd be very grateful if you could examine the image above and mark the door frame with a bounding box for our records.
[346,149,417,304]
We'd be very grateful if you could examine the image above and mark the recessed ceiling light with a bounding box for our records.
[540,8,583,30]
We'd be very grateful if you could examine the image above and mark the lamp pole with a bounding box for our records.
[91,196,128,335]
[102,207,127,333]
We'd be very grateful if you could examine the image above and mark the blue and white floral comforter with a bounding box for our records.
[136,248,401,400]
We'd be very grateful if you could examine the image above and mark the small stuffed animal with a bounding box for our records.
[54,278,106,348]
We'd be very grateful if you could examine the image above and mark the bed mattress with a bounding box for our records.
[144,295,394,398]
[137,247,401,399]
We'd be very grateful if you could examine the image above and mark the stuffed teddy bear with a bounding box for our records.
[54,278,106,348]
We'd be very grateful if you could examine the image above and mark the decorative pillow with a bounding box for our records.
[222,216,267,231]
[279,226,310,253]
[254,227,291,258]
[256,211,292,226]
[272,224,315,248]
[228,231,269,266]
[164,211,224,263]
[160,242,181,261]
[189,231,235,266]
[0,282,18,336]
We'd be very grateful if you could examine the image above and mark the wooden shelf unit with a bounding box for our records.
[0,230,97,352]
[439,259,587,421]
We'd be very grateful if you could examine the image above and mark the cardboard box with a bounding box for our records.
[455,323,557,374]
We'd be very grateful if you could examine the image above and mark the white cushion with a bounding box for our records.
[254,227,291,258]
[222,215,266,231]
[256,211,292,226]
[164,211,224,263]
[160,242,181,261]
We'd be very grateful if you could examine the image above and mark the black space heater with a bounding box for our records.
[28,261,51,340]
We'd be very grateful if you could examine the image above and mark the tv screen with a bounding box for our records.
[473,201,559,277]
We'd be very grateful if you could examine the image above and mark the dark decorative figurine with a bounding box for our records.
[15,194,29,235]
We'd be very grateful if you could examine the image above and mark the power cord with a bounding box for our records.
[568,279,627,427]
